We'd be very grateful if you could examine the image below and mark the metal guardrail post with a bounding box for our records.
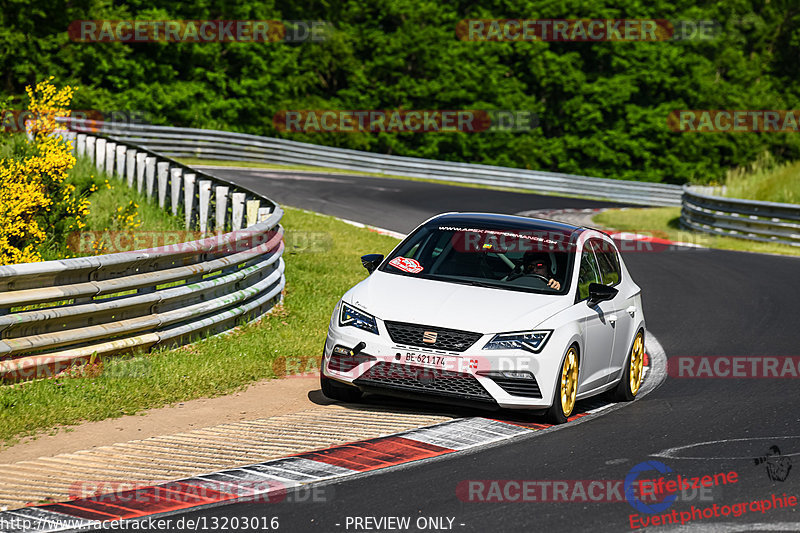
[145,156,156,198]
[157,162,170,208]
[85,136,95,163]
[246,200,260,227]
[95,138,106,173]
[198,180,212,234]
[105,141,116,177]
[232,192,246,231]
[126,149,136,186]
[76,133,86,156]
[183,173,196,229]
[116,145,127,179]
[215,186,229,232]
[170,168,183,216]
[136,152,146,193]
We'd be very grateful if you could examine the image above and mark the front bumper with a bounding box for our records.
[322,318,566,410]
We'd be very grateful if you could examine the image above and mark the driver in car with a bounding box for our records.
[522,252,561,290]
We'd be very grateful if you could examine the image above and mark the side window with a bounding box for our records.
[592,241,621,287]
[577,244,601,301]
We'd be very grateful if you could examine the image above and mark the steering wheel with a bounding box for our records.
[525,273,551,283]
[504,270,550,283]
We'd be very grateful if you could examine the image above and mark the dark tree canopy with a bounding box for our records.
[2,0,799,184]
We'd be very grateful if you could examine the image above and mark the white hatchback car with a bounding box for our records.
[321,213,645,423]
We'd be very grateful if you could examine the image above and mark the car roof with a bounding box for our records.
[425,212,586,237]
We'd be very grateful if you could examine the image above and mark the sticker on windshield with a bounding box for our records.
[389,256,424,274]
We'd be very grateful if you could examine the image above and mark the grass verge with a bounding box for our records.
[724,159,800,205]
[0,206,401,447]
[40,156,184,260]
[593,207,800,257]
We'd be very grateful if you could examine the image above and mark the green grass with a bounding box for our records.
[0,207,401,447]
[83,178,184,236]
[724,159,800,205]
[593,207,800,257]
[37,155,184,261]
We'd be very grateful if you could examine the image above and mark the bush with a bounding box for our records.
[0,79,89,264]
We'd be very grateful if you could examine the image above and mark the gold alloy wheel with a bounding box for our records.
[560,347,579,417]
[629,332,644,396]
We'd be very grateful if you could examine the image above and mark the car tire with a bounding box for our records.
[320,357,363,403]
[613,330,645,402]
[546,345,579,425]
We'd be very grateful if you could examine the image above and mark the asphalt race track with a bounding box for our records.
[178,168,800,532]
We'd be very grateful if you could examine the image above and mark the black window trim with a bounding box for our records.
[590,238,623,288]
[574,237,621,304]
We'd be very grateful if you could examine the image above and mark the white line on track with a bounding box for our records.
[653,436,800,460]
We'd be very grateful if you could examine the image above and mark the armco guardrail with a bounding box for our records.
[0,128,285,381]
[61,119,683,207]
[681,185,800,247]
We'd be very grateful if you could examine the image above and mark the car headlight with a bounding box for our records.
[482,330,552,354]
[339,302,379,335]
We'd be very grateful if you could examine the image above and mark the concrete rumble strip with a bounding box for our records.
[0,406,453,511]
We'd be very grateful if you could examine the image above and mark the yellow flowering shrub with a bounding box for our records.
[115,201,142,229]
[0,161,50,263]
[0,78,85,264]
[25,77,75,138]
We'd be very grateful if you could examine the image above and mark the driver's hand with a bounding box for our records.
[547,279,561,290]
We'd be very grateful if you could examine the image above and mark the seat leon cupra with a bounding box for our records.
[321,213,646,423]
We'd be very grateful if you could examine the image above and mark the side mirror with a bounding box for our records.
[361,254,384,274]
[587,282,618,306]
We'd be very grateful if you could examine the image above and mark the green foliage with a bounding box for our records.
[2,0,800,185]
[725,155,800,204]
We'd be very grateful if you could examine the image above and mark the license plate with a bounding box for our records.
[402,351,461,371]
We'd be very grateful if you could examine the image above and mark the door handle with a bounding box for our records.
[626,306,636,318]
[609,314,618,326]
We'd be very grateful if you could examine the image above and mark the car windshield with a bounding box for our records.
[379,224,576,294]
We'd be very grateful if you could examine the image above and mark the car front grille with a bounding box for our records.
[383,321,482,352]
[354,362,493,401]
[486,375,543,398]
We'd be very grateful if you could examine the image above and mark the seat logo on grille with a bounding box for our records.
[422,331,438,344]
